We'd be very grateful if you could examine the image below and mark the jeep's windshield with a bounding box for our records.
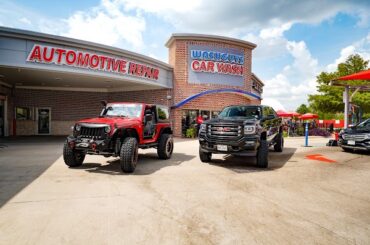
[218,106,261,119]
[355,118,370,129]
[101,104,143,118]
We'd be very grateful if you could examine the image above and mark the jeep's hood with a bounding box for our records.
[205,117,258,125]
[77,117,141,128]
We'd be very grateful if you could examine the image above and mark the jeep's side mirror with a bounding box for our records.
[101,100,107,107]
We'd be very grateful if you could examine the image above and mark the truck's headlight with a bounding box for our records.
[364,134,370,140]
[200,124,206,132]
[244,125,255,135]
[75,124,81,131]
[105,125,111,133]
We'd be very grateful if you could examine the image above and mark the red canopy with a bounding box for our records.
[337,69,370,81]
[276,110,292,117]
[299,113,318,120]
[289,112,301,117]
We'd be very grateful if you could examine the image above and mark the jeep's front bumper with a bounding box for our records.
[66,136,115,155]
[199,133,260,156]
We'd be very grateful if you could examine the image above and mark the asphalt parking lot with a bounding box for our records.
[0,136,369,244]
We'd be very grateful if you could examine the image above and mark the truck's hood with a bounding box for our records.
[204,117,258,125]
[77,117,140,128]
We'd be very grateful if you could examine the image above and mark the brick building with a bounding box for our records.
[0,27,263,137]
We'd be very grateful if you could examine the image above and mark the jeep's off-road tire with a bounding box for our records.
[199,146,212,162]
[63,142,85,167]
[256,140,269,168]
[157,134,174,159]
[120,137,139,173]
[274,132,284,152]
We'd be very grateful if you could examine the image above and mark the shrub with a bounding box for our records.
[185,127,197,138]
[308,128,331,137]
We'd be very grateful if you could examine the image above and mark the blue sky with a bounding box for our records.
[1,0,370,111]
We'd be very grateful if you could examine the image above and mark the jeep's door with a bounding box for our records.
[143,106,157,140]
[262,106,279,143]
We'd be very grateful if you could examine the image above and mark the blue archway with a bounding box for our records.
[172,88,261,109]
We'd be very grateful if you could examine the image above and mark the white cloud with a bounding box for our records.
[19,17,31,25]
[62,1,146,49]
[263,41,319,111]
[326,33,370,71]
[262,98,286,111]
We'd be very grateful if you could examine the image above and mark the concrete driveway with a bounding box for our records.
[0,137,369,244]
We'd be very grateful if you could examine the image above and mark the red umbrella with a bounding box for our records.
[276,110,292,117]
[299,113,318,120]
[289,112,301,117]
[337,69,370,81]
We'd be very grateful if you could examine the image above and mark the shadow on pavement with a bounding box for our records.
[76,152,195,175]
[208,147,297,174]
[0,136,65,208]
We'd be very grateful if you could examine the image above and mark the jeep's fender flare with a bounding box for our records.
[159,127,173,136]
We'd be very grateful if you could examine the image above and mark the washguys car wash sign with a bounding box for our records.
[27,44,159,80]
[188,45,245,86]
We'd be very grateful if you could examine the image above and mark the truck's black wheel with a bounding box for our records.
[157,134,174,159]
[120,137,139,173]
[274,132,284,152]
[256,140,268,168]
[199,146,212,162]
[63,142,85,167]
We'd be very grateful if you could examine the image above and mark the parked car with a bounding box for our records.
[338,118,370,152]
[64,102,173,173]
[198,105,283,168]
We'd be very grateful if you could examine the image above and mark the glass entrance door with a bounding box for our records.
[0,99,4,137]
[37,108,51,134]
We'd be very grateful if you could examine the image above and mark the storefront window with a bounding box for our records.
[211,111,220,118]
[15,107,33,120]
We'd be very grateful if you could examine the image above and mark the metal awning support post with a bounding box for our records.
[343,86,349,128]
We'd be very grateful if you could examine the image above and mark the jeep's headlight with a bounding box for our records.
[244,125,255,135]
[200,124,206,132]
[75,124,81,131]
[105,125,111,133]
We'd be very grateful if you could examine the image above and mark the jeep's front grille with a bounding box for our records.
[342,134,366,141]
[206,124,243,142]
[80,127,106,139]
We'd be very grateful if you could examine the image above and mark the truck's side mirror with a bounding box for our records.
[263,114,275,121]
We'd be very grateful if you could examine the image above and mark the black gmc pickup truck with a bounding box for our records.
[198,105,283,168]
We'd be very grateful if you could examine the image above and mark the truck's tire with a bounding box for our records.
[199,146,212,162]
[157,133,174,159]
[274,132,284,152]
[256,140,268,168]
[63,142,85,167]
[120,137,139,173]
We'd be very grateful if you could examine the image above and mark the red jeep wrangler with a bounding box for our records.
[63,101,174,173]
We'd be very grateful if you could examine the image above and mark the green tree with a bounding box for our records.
[296,104,310,114]
[308,54,370,119]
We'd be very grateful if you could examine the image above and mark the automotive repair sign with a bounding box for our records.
[188,45,245,86]
[27,44,159,80]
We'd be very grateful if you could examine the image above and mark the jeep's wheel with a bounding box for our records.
[199,146,212,162]
[157,134,174,159]
[274,132,284,152]
[256,140,269,168]
[120,137,139,173]
[63,142,85,167]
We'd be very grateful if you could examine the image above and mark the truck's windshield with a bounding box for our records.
[219,106,261,119]
[101,104,143,118]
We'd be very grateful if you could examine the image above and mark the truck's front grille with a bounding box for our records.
[342,134,367,141]
[206,124,243,141]
[80,127,106,139]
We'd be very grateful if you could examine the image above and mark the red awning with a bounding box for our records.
[337,69,370,81]
[299,113,318,120]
